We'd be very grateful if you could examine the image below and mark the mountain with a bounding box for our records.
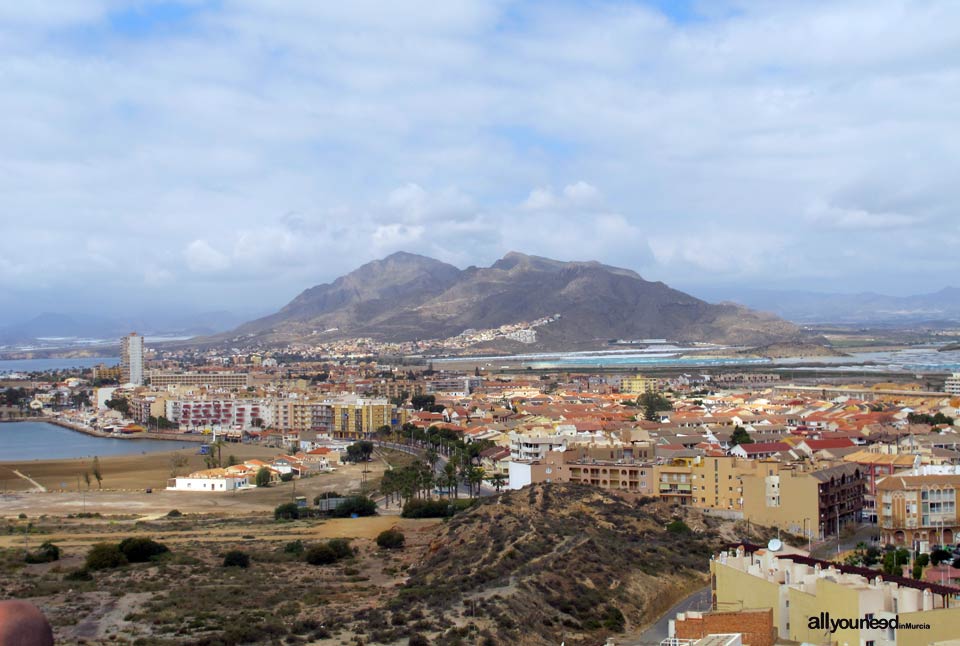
[223,251,811,349]
[692,287,960,324]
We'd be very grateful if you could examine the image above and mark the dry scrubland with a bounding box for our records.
[0,483,788,646]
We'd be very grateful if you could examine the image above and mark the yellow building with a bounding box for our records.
[877,473,960,550]
[620,374,662,395]
[328,396,393,440]
[712,543,960,646]
[690,456,754,511]
[739,461,864,541]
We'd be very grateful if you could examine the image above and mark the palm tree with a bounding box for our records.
[467,466,485,498]
[443,463,458,499]
[489,472,507,493]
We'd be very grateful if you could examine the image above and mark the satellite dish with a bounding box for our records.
[768,538,783,552]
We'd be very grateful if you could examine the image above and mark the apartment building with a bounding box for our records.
[149,372,251,389]
[844,449,920,522]
[620,374,663,395]
[711,543,960,646]
[877,472,960,550]
[165,399,271,430]
[327,396,393,439]
[120,332,144,385]
[945,373,960,396]
[739,461,864,540]
[690,456,754,512]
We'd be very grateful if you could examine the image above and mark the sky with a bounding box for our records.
[1,0,958,326]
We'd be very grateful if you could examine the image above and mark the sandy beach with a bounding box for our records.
[0,443,279,493]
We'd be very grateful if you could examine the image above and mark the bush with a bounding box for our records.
[223,550,251,568]
[65,567,93,581]
[119,537,170,563]
[409,634,430,646]
[305,539,354,566]
[275,502,301,520]
[166,509,182,518]
[255,467,272,487]
[284,540,305,555]
[401,498,475,518]
[666,519,691,534]
[305,544,338,566]
[85,543,128,570]
[280,473,294,482]
[315,491,340,503]
[25,541,61,564]
[330,496,377,518]
[376,529,405,550]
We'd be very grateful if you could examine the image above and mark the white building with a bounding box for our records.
[120,332,145,386]
[945,373,960,396]
[167,468,252,492]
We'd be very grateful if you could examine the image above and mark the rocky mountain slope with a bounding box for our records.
[223,251,810,349]
[347,484,726,645]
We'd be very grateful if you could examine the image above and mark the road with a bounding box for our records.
[810,523,880,560]
[620,585,712,646]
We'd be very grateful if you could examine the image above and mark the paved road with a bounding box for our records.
[620,585,712,646]
[810,523,880,560]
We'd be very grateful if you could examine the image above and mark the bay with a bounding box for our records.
[0,421,194,462]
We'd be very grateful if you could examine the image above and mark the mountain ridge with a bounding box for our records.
[219,251,813,350]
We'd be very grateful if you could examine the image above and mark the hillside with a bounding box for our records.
[220,251,811,350]
[344,484,728,645]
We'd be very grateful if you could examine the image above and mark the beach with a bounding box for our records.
[0,443,278,493]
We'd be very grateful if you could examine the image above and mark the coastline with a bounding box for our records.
[1,416,205,443]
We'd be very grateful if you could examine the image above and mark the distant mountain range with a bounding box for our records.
[0,311,258,347]
[693,287,960,324]
[218,251,810,350]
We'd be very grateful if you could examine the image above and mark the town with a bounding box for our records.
[3,332,960,644]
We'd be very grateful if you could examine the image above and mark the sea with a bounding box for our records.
[0,357,119,374]
[0,421,195,462]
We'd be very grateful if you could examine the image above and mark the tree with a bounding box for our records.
[255,467,272,487]
[376,528,405,549]
[91,456,103,489]
[882,548,911,576]
[931,548,952,566]
[275,502,300,520]
[83,471,91,490]
[730,426,753,447]
[105,397,130,415]
[411,394,436,411]
[489,473,507,492]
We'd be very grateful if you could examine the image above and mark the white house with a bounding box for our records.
[167,468,252,492]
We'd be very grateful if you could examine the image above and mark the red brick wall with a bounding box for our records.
[674,608,775,646]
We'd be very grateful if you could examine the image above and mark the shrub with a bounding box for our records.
[330,496,377,517]
[274,502,300,520]
[25,541,61,564]
[409,634,430,646]
[666,519,691,534]
[315,491,340,503]
[119,537,170,563]
[85,543,128,570]
[280,473,294,482]
[255,467,272,487]
[401,499,476,518]
[305,544,338,566]
[223,550,251,568]
[305,539,354,566]
[284,540,305,555]
[65,567,93,581]
[327,538,354,560]
[376,529,405,550]
[166,509,182,518]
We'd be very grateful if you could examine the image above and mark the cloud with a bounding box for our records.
[1,0,959,320]
[184,239,231,273]
[805,201,920,230]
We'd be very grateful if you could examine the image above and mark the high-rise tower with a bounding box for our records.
[120,332,145,385]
